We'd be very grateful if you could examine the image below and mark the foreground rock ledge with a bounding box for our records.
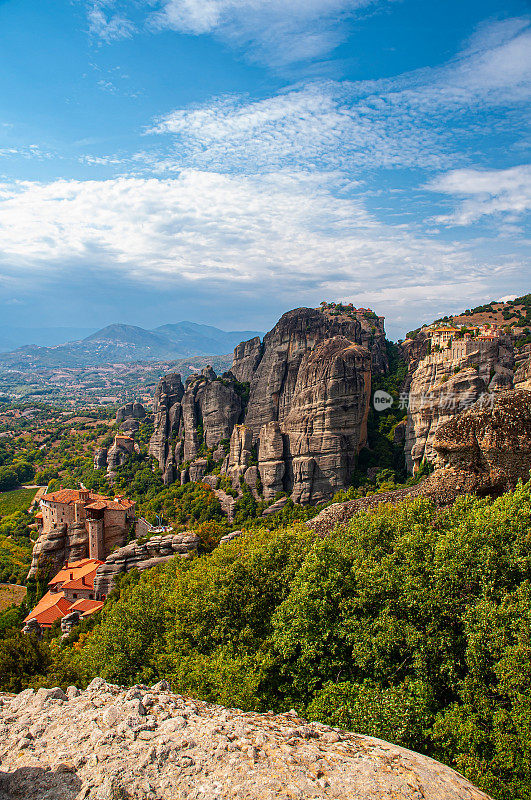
[0,680,490,800]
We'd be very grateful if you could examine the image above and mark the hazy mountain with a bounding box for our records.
[0,321,263,370]
[0,326,97,354]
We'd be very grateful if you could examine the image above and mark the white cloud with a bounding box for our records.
[146,18,531,173]
[88,4,136,42]
[0,171,481,297]
[428,164,531,224]
[151,0,383,66]
[88,0,389,65]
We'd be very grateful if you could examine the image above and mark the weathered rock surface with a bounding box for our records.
[257,421,286,500]
[116,402,146,426]
[515,354,531,391]
[421,388,531,503]
[27,523,88,580]
[231,336,262,383]
[93,448,108,470]
[148,373,185,485]
[283,336,371,504]
[308,389,531,535]
[0,681,491,800]
[223,424,254,487]
[404,335,514,472]
[243,308,365,438]
[93,533,200,596]
[149,369,242,485]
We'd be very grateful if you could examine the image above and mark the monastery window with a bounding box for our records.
[90,594,93,599]
[73,593,77,599]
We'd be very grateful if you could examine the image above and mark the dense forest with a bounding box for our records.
[2,482,531,800]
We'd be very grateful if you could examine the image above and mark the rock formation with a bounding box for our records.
[27,522,88,580]
[308,390,531,535]
[515,353,531,391]
[148,369,242,485]
[404,334,514,472]
[115,401,146,434]
[93,532,200,596]
[150,306,377,503]
[148,373,185,484]
[0,680,492,800]
[422,388,531,502]
[282,336,371,503]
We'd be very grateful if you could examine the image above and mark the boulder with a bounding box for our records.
[93,532,201,596]
[0,685,492,800]
[116,402,146,425]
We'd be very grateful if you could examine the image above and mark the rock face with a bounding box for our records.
[27,522,88,580]
[93,533,200,596]
[282,336,371,503]
[307,390,531,535]
[0,681,492,800]
[404,334,514,472]
[422,389,531,503]
[150,306,378,503]
[515,354,531,391]
[231,336,262,383]
[116,401,146,426]
[242,308,365,438]
[149,369,241,485]
[148,373,185,484]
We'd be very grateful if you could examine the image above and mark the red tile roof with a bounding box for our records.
[23,591,72,627]
[69,598,104,616]
[41,488,134,511]
[48,559,103,588]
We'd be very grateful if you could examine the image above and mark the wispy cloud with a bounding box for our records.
[87,3,136,42]
[150,0,388,66]
[87,0,391,65]
[427,164,531,225]
[146,18,531,173]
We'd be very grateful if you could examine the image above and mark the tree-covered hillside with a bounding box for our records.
[2,482,531,800]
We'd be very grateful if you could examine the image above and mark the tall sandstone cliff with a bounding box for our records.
[149,307,378,502]
[404,334,514,472]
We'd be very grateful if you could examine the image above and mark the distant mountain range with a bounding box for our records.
[0,322,263,370]
[0,326,97,353]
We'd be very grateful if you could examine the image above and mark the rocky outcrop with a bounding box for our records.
[404,335,514,472]
[515,354,531,391]
[27,522,88,580]
[308,389,531,535]
[61,611,81,638]
[222,424,254,487]
[93,532,200,596]
[231,336,262,383]
[116,401,146,426]
[93,448,108,470]
[0,681,492,800]
[257,421,286,499]
[282,336,371,504]
[421,389,531,503]
[149,369,241,485]
[148,373,185,484]
[242,308,364,438]
[148,306,384,503]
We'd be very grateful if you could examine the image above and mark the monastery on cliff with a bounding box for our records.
[36,487,135,562]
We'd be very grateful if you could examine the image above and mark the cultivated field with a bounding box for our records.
[0,488,37,517]
[0,583,26,611]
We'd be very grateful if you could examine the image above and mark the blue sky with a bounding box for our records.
[0,0,529,339]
